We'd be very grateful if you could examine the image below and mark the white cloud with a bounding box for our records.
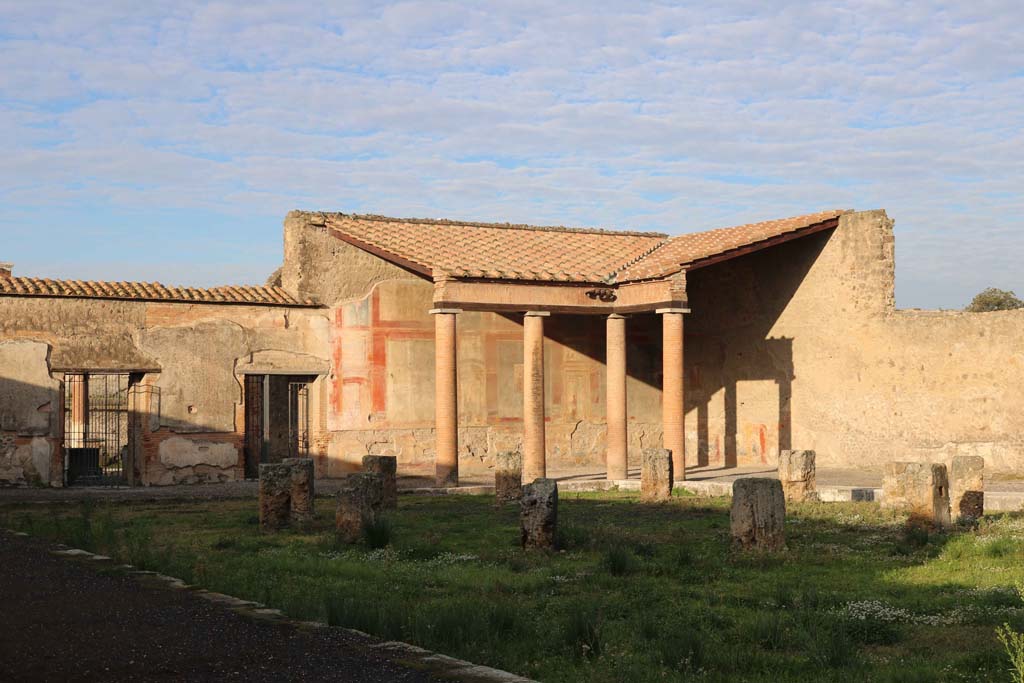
[0,1,1022,307]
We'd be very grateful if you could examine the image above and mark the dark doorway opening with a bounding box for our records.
[243,374,314,478]
[63,372,143,486]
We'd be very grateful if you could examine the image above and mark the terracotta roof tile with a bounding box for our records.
[319,210,848,285]
[0,276,317,307]
[615,210,849,282]
[323,213,667,284]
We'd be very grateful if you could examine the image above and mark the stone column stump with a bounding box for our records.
[778,450,817,502]
[520,478,558,550]
[494,451,524,505]
[335,473,385,544]
[283,457,315,524]
[362,455,398,509]
[730,478,786,551]
[641,448,673,502]
[881,462,952,528]
[258,463,293,531]
[950,456,984,521]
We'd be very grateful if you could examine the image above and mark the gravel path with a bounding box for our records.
[0,531,432,682]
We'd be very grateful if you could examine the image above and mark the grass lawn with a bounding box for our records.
[4,491,1024,682]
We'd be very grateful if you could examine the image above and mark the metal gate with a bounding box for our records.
[288,381,309,459]
[64,373,131,486]
[244,374,265,478]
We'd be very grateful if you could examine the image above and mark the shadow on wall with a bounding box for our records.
[0,374,62,486]
[496,229,829,469]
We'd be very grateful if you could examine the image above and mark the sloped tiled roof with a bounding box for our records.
[321,210,849,285]
[615,210,849,282]
[0,277,317,306]
[324,213,667,283]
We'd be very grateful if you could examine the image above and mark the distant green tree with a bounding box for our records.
[965,288,1024,312]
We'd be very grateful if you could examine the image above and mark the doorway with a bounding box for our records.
[243,374,314,478]
[63,372,142,486]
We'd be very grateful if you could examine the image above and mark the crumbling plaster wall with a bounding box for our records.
[0,296,330,486]
[685,209,1024,475]
[0,340,61,485]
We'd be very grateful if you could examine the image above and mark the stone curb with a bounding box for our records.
[9,530,537,683]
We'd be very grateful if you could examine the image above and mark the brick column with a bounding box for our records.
[69,374,88,448]
[431,308,461,487]
[606,314,628,480]
[658,308,688,481]
[523,311,549,483]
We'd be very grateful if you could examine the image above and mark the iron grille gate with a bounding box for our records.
[288,381,310,459]
[64,373,131,486]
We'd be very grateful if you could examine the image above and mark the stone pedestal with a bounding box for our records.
[881,462,952,528]
[778,450,817,502]
[520,478,558,550]
[950,456,984,521]
[730,478,786,551]
[335,473,385,544]
[494,451,523,505]
[283,457,315,524]
[362,455,398,509]
[641,448,673,502]
[258,463,293,531]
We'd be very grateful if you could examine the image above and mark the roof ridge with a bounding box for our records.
[320,212,668,238]
[606,238,672,284]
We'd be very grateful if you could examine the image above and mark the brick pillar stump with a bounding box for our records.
[520,478,558,550]
[641,448,673,502]
[335,473,384,544]
[258,463,293,531]
[283,457,315,524]
[881,462,952,528]
[730,478,786,551]
[777,450,817,503]
[494,451,524,505]
[950,456,984,521]
[362,455,398,509]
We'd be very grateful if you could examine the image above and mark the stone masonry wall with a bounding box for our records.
[0,295,330,486]
[684,210,1024,475]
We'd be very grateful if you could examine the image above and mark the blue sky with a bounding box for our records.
[1,1,1022,309]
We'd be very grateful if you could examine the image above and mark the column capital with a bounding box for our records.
[524,310,551,317]
[655,307,691,315]
[607,313,628,320]
[429,308,463,315]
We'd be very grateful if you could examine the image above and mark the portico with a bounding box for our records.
[429,273,690,487]
[319,209,847,487]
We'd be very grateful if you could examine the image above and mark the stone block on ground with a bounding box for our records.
[730,478,786,551]
[283,457,315,524]
[778,450,817,502]
[520,478,558,550]
[641,448,673,502]
[494,451,523,505]
[335,473,385,543]
[258,463,293,531]
[950,455,984,521]
[362,455,398,509]
[881,462,952,528]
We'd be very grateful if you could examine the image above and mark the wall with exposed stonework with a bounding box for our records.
[0,295,330,486]
[684,210,1024,475]
[3,208,1021,486]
